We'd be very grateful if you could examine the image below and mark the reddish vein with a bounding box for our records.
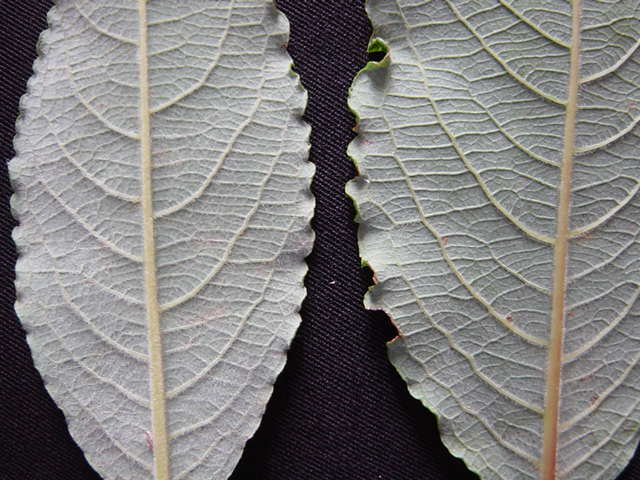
[541,1,582,478]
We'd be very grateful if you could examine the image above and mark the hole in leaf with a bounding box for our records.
[367,50,387,62]
[366,38,389,63]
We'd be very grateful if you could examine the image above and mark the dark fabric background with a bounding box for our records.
[1,1,639,479]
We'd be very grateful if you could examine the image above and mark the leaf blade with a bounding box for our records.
[10,1,312,479]
[348,1,640,479]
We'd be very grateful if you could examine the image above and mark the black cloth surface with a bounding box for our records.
[1,1,639,479]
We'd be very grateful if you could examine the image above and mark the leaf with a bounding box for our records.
[347,1,640,479]
[9,1,312,479]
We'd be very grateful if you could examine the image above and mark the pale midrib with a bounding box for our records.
[138,0,170,479]
[540,1,581,479]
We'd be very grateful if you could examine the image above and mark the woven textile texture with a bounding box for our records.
[1,1,639,479]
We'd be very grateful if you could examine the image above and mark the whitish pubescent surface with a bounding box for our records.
[348,1,640,478]
[10,1,312,479]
